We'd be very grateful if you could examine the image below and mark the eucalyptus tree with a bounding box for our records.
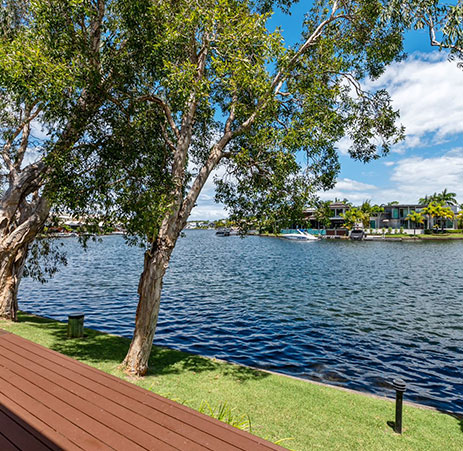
[86,0,408,376]
[0,0,127,320]
[387,0,463,57]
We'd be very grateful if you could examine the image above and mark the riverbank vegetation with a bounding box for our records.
[2,313,462,451]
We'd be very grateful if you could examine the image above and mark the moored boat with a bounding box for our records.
[281,229,318,241]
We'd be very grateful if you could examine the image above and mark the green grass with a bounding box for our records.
[2,312,462,450]
[419,233,463,240]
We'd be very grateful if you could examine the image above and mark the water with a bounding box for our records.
[18,231,463,413]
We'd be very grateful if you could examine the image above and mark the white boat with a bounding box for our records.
[281,230,318,241]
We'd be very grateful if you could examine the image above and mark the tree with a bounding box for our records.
[421,201,454,232]
[313,200,332,231]
[0,0,127,320]
[371,204,384,231]
[359,200,383,230]
[419,189,458,206]
[405,210,424,235]
[53,0,407,376]
[341,207,365,230]
[437,204,455,231]
[422,202,439,230]
[457,211,463,229]
[436,189,457,206]
[386,1,463,58]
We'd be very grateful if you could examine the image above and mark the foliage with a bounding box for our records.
[419,189,458,206]
[53,0,408,243]
[341,207,366,230]
[198,400,252,432]
[457,212,463,229]
[385,1,463,63]
[23,239,68,284]
[312,199,332,229]
[405,210,424,227]
[421,201,455,231]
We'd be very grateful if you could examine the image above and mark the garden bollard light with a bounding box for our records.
[392,378,406,434]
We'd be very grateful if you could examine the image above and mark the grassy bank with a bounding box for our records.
[2,313,462,450]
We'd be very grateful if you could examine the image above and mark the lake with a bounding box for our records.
[18,231,463,413]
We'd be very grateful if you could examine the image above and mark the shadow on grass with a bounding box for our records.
[16,312,268,382]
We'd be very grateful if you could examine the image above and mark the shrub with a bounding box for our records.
[388,227,392,233]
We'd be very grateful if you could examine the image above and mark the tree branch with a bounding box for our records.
[137,95,180,139]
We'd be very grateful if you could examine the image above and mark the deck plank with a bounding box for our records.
[0,394,82,451]
[0,405,56,451]
[0,331,285,451]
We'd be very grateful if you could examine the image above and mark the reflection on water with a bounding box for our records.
[19,231,463,413]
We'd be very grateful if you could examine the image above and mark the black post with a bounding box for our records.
[392,378,406,433]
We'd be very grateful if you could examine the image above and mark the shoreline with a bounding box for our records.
[6,310,462,419]
[2,311,462,450]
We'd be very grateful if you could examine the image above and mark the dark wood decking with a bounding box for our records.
[0,330,285,450]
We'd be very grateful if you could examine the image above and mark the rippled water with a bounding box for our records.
[18,231,463,413]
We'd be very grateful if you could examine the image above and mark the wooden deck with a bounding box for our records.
[0,330,285,450]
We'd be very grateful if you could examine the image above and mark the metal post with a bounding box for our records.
[392,378,406,433]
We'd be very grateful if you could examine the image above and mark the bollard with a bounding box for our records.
[67,313,84,338]
[392,378,407,434]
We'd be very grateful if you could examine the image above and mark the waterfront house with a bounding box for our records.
[302,202,350,236]
[373,204,459,231]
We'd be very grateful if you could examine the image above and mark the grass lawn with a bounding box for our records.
[419,233,463,240]
[1,312,462,450]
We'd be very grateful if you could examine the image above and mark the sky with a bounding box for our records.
[190,2,463,220]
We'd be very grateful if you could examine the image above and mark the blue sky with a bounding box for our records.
[189,4,463,220]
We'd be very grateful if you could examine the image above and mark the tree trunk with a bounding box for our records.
[122,232,177,376]
[0,191,50,321]
[0,244,28,321]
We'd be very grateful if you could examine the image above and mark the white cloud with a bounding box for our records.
[188,164,228,220]
[321,149,463,205]
[384,161,395,167]
[189,204,226,221]
[366,52,463,149]
[318,178,377,204]
[334,178,377,192]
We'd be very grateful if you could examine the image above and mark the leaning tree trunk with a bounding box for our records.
[0,244,29,321]
[122,231,178,375]
[0,187,50,321]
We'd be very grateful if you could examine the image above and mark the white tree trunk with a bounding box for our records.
[0,188,49,321]
[0,244,28,321]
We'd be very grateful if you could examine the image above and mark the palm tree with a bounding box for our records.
[341,208,367,230]
[422,202,439,231]
[438,205,455,231]
[436,189,457,206]
[423,202,455,232]
[405,210,424,236]
[419,189,457,207]
[418,195,432,206]
[457,211,463,229]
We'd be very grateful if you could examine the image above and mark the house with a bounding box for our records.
[303,202,351,236]
[374,204,459,230]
